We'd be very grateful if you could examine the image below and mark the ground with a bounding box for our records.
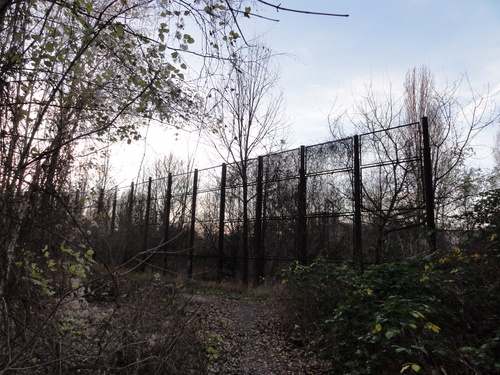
[192,293,325,375]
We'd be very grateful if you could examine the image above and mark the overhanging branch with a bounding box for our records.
[256,0,349,17]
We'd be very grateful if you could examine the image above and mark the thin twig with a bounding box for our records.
[257,0,349,17]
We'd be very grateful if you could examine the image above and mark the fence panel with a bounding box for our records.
[87,119,436,280]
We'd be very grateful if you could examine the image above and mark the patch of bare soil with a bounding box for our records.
[192,294,325,375]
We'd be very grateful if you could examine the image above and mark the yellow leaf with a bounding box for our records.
[412,311,426,319]
[425,322,441,333]
[412,364,421,372]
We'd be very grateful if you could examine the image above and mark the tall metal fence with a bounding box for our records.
[90,118,436,282]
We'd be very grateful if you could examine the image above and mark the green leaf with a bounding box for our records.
[85,249,95,262]
[45,42,54,52]
[48,259,57,271]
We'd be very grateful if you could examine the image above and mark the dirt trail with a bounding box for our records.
[192,294,323,375]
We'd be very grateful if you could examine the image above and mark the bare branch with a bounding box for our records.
[256,0,349,17]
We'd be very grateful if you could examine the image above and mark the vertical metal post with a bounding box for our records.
[353,135,363,270]
[127,182,135,223]
[297,146,308,265]
[217,164,227,282]
[110,188,117,235]
[254,156,264,286]
[188,169,198,277]
[123,182,135,264]
[162,173,173,273]
[140,177,152,272]
[421,116,436,252]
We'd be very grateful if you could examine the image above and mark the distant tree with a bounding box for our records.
[489,130,500,188]
[204,43,289,285]
[329,66,498,260]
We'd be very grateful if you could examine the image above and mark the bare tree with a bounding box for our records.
[204,43,289,285]
[489,130,500,188]
[329,66,499,260]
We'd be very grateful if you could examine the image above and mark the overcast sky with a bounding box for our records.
[112,0,500,184]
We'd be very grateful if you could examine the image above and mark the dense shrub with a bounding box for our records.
[284,189,500,374]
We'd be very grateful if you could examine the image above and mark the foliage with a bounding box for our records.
[465,188,500,238]
[284,248,499,374]
[283,192,500,374]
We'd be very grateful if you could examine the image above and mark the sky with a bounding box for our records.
[112,0,500,184]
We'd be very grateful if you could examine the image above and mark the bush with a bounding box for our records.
[283,189,500,374]
[284,246,499,374]
[286,249,500,374]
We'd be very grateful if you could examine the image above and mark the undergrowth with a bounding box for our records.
[283,189,500,375]
[1,260,204,374]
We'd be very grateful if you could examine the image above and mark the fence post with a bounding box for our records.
[421,116,436,252]
[353,135,363,270]
[162,173,173,273]
[140,177,152,272]
[123,182,135,264]
[297,146,308,265]
[254,156,264,286]
[188,169,198,277]
[217,164,227,282]
[127,182,135,225]
[110,188,117,235]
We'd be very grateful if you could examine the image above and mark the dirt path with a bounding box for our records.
[192,294,324,375]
